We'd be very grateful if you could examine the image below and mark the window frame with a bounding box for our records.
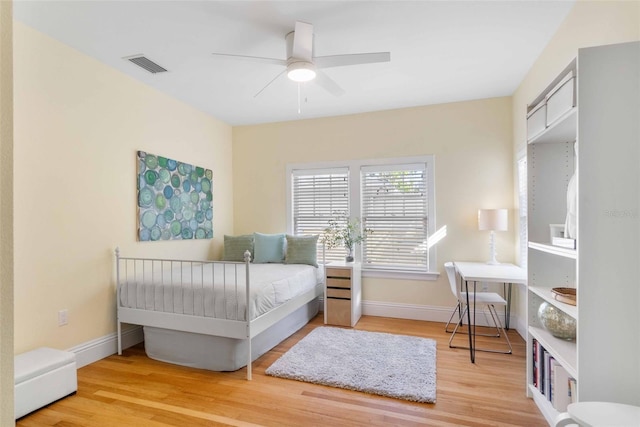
[286,155,437,281]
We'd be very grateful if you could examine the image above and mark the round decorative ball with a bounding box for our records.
[537,302,576,340]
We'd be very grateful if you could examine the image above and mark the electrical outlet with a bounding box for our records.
[481,284,489,292]
[58,309,68,326]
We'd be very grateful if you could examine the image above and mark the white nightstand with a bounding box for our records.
[324,262,361,327]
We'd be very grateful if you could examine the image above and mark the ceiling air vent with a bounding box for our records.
[124,55,168,74]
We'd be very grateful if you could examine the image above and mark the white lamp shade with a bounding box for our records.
[478,209,508,231]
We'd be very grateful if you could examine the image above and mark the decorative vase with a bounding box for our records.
[345,247,354,263]
[537,302,576,341]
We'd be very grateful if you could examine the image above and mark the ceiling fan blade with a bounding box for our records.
[315,70,345,97]
[254,69,287,98]
[292,21,313,62]
[314,52,391,69]
[211,52,287,67]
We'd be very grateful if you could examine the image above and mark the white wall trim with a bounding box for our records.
[67,325,143,368]
[362,300,526,340]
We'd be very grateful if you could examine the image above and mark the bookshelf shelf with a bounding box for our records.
[528,241,577,259]
[529,286,577,319]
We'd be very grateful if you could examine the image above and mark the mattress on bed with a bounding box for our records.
[119,262,323,321]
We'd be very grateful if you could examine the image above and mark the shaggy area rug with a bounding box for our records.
[265,326,436,403]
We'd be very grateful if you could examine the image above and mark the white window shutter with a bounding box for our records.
[361,164,429,270]
[291,168,349,262]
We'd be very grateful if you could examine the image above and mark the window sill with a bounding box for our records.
[362,268,439,281]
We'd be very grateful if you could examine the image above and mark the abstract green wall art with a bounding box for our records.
[137,151,213,241]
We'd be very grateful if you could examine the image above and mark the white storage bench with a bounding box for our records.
[15,347,77,419]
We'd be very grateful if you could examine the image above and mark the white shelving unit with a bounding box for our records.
[525,41,640,425]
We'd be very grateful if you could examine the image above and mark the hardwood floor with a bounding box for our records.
[17,315,546,426]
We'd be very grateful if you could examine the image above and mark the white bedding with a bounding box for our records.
[119,262,323,321]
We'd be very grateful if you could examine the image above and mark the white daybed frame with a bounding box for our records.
[115,247,323,380]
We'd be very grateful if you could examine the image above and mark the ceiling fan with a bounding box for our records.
[212,21,391,97]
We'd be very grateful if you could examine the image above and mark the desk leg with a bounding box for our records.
[503,282,513,330]
[464,277,475,363]
[503,283,513,331]
[472,280,477,359]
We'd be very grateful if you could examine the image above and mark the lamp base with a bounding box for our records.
[487,230,499,265]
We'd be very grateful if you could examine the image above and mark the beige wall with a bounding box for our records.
[0,1,14,423]
[13,23,234,354]
[511,0,640,325]
[233,97,515,307]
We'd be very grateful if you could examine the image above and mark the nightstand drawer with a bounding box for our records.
[326,277,351,289]
[326,298,352,327]
[326,268,351,279]
[326,288,351,299]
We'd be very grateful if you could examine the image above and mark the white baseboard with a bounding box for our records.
[321,297,523,334]
[67,325,143,368]
[362,300,525,339]
[362,300,453,322]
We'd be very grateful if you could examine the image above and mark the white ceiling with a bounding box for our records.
[14,1,575,126]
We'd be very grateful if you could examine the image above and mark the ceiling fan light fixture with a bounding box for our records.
[287,61,316,82]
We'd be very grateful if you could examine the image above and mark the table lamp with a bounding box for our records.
[478,208,508,265]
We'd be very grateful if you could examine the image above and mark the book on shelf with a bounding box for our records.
[544,350,552,399]
[552,362,572,412]
[549,358,557,404]
[568,377,577,404]
[533,339,545,392]
[531,338,538,388]
[552,237,576,249]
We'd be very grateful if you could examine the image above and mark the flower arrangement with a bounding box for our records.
[321,214,371,262]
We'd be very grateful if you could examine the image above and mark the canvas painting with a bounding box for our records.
[137,151,213,241]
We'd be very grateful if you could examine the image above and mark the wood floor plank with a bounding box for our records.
[16,315,546,426]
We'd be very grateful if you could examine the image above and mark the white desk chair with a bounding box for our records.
[444,262,512,354]
[554,401,640,426]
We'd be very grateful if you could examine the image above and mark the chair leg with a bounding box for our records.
[487,304,512,354]
[477,307,501,338]
[444,302,462,333]
[450,305,501,337]
[448,305,468,348]
[449,304,512,354]
[444,303,500,338]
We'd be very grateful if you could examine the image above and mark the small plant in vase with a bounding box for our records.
[321,214,371,262]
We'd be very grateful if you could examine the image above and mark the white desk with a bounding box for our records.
[454,262,527,363]
[555,402,640,426]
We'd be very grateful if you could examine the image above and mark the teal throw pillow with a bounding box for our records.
[223,234,254,262]
[253,232,285,263]
[284,234,319,267]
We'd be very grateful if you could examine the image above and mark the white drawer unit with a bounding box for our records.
[324,262,361,327]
